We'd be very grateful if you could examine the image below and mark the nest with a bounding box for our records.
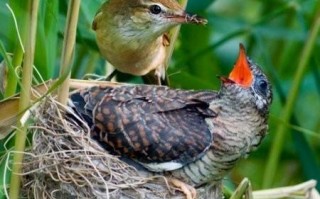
[17,96,191,199]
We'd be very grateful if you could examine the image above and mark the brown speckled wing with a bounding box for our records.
[72,85,218,170]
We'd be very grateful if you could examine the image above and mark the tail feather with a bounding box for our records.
[68,86,110,128]
[68,92,94,127]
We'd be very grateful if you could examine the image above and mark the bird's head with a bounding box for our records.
[94,0,207,41]
[220,44,273,113]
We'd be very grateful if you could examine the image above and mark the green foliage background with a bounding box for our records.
[0,0,319,197]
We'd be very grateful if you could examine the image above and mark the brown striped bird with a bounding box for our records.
[69,44,272,198]
[92,0,207,85]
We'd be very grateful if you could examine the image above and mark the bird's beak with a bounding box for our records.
[166,12,207,25]
[225,44,253,88]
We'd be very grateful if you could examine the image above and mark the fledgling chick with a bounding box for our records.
[70,44,273,198]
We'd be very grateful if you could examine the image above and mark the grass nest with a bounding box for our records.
[18,96,191,199]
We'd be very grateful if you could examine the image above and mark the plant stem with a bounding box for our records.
[9,0,39,198]
[57,0,81,105]
[4,1,29,97]
[263,8,320,188]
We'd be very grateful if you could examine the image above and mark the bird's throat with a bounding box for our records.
[97,27,166,76]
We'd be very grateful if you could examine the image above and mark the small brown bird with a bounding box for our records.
[92,0,207,85]
[70,44,272,198]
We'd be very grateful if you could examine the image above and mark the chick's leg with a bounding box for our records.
[105,69,118,81]
[169,178,197,199]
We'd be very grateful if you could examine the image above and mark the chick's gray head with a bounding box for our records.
[220,44,272,115]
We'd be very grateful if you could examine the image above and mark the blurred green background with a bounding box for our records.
[0,0,319,196]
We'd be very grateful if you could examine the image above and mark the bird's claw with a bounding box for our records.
[169,178,197,199]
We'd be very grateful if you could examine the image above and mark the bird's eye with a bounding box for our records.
[258,79,268,91]
[149,5,162,14]
[253,75,269,97]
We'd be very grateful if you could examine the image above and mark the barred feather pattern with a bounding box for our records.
[170,91,268,186]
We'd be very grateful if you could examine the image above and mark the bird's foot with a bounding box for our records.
[169,178,197,199]
[105,70,118,81]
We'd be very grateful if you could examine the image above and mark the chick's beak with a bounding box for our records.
[166,11,207,25]
[227,44,253,88]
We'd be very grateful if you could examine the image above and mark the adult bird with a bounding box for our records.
[70,44,273,198]
[92,0,207,85]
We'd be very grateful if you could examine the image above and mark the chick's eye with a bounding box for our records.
[253,75,269,97]
[259,79,268,91]
[150,5,162,14]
